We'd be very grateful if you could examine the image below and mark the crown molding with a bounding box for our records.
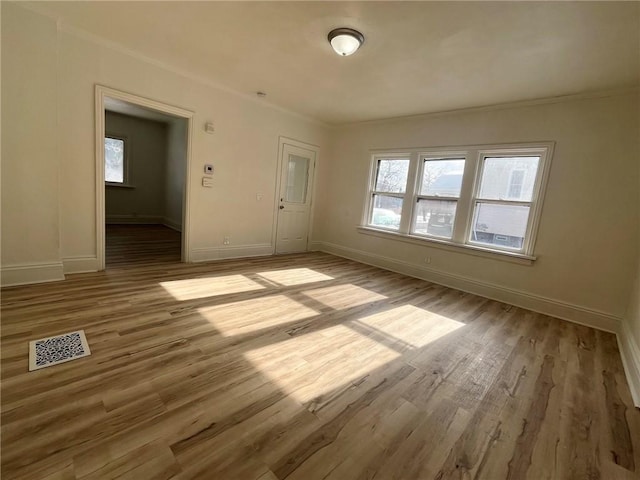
[336,86,640,128]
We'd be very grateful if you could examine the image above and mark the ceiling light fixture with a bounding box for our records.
[328,28,364,56]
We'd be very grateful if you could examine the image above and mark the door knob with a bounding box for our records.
[279,205,285,209]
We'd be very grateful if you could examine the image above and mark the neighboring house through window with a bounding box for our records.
[471,156,540,250]
[507,169,526,199]
[414,156,465,239]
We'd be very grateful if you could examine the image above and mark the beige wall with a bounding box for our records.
[313,93,639,324]
[105,112,168,221]
[1,5,60,267]
[625,261,640,348]
[1,3,328,279]
[621,147,640,404]
[165,119,187,231]
[624,109,640,349]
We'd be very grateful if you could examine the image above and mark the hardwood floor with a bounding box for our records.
[106,224,181,267]
[2,247,639,479]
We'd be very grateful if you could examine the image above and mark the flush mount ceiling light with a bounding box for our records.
[328,28,364,56]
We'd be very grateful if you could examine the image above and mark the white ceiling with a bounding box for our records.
[28,1,640,124]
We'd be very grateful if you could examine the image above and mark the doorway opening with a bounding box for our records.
[95,86,193,269]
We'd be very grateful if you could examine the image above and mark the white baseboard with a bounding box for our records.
[162,217,182,232]
[63,256,99,274]
[308,241,324,252]
[618,321,640,408]
[310,241,620,333]
[106,214,164,224]
[1,261,65,287]
[191,244,273,263]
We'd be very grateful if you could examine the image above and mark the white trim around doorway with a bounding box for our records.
[95,85,194,270]
[272,137,320,254]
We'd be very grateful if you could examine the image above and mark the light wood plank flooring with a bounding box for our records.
[2,249,639,479]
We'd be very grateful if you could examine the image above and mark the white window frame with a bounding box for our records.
[367,154,413,232]
[104,134,131,187]
[361,142,554,263]
[410,153,467,240]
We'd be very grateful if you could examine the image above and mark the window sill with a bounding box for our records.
[357,226,536,265]
[106,183,135,189]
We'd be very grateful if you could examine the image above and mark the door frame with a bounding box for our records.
[272,137,320,254]
[95,85,194,270]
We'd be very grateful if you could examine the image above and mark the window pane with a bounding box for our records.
[105,137,125,183]
[420,159,465,197]
[413,199,457,239]
[470,202,530,250]
[374,159,410,194]
[285,154,309,203]
[370,195,403,230]
[507,170,525,198]
[478,156,539,201]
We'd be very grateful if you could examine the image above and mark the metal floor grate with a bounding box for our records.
[28,330,91,371]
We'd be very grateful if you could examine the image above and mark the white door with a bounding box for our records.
[275,142,316,254]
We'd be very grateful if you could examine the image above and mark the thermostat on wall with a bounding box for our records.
[202,177,213,187]
[204,164,213,174]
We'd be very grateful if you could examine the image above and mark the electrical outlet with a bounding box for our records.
[424,256,431,264]
[223,236,230,245]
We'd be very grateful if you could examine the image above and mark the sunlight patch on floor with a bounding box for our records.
[243,324,400,404]
[160,274,265,300]
[256,268,334,286]
[302,283,387,309]
[197,295,318,336]
[354,305,465,349]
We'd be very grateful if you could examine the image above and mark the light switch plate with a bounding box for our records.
[202,177,213,187]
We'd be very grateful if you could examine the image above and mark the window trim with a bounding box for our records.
[465,147,551,255]
[104,134,131,187]
[410,154,467,240]
[361,142,554,261]
[367,153,412,232]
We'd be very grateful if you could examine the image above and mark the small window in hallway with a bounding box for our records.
[105,136,127,184]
